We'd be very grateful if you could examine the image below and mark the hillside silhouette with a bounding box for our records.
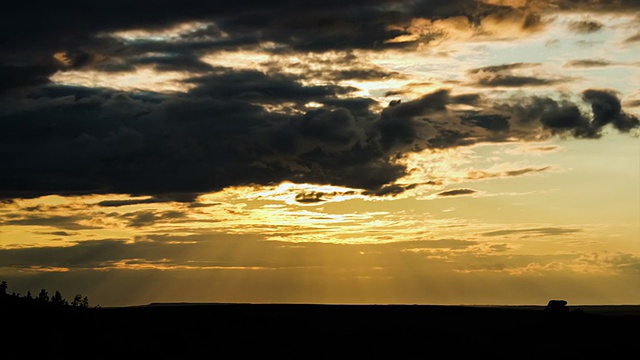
[1,281,638,358]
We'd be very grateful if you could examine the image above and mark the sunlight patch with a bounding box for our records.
[108,21,227,42]
[242,182,367,206]
[23,266,71,273]
[102,258,272,271]
[50,66,195,93]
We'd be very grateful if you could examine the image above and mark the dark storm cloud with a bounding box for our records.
[0,0,553,91]
[97,198,166,207]
[0,62,58,94]
[0,0,476,59]
[0,1,410,98]
[2,83,638,201]
[1,1,639,201]
[461,113,510,132]
[186,69,355,103]
[132,53,215,73]
[0,72,404,199]
[505,97,593,138]
[490,90,639,139]
[582,89,640,132]
[0,0,635,83]
[376,89,451,151]
[451,93,482,106]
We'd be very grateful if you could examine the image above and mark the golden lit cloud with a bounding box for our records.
[50,66,195,93]
[108,21,227,42]
[102,258,271,271]
[242,182,367,205]
[479,0,528,7]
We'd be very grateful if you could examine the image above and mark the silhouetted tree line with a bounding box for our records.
[0,280,91,308]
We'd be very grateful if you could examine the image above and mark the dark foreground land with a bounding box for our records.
[2,300,638,358]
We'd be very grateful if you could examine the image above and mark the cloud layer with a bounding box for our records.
[1,0,639,201]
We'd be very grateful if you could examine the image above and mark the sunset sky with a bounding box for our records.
[1,0,639,307]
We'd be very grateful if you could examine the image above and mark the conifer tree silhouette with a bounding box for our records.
[36,289,49,303]
[51,290,67,306]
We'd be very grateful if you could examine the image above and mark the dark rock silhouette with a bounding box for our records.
[545,299,570,314]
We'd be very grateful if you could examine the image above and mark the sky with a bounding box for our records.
[1,0,639,307]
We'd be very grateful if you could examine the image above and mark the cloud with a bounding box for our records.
[494,0,639,14]
[436,188,477,197]
[468,63,539,74]
[568,20,605,34]
[97,198,167,207]
[624,99,640,108]
[2,215,100,230]
[491,89,639,139]
[0,238,178,270]
[294,191,326,204]
[563,59,612,67]
[0,233,479,273]
[39,231,74,237]
[467,63,571,88]
[1,2,639,202]
[2,83,638,201]
[503,143,561,154]
[582,89,640,132]
[467,166,552,180]
[387,7,549,46]
[474,75,567,87]
[624,32,640,43]
[117,210,188,228]
[0,62,58,94]
[132,53,216,73]
[498,97,593,137]
[0,1,634,75]
[362,184,419,197]
[481,227,582,237]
